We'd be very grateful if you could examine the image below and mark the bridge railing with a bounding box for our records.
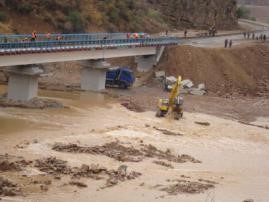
[0,33,134,43]
[0,37,179,50]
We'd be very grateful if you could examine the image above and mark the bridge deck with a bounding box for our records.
[0,33,179,56]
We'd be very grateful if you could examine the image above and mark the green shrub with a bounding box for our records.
[67,10,84,32]
[0,11,7,22]
[17,2,33,14]
[236,6,250,19]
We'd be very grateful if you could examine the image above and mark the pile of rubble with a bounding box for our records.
[160,179,215,195]
[34,157,141,188]
[105,165,142,187]
[0,154,32,172]
[52,142,201,164]
[0,177,21,197]
[52,142,144,162]
[155,71,206,96]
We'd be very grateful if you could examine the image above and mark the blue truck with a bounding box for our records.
[105,67,135,89]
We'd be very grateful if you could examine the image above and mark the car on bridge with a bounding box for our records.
[105,67,135,89]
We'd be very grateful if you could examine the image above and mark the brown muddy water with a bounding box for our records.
[0,85,114,136]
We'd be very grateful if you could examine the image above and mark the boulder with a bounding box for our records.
[190,88,206,96]
[198,83,206,90]
[182,79,194,88]
[155,71,165,78]
[166,76,177,85]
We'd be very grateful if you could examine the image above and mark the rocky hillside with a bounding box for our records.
[149,0,238,29]
[0,0,238,34]
[238,0,269,6]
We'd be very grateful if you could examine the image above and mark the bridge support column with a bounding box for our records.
[7,65,43,101]
[80,60,110,91]
[135,46,165,72]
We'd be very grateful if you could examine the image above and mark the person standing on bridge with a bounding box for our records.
[46,32,51,40]
[31,30,37,42]
[263,34,267,42]
[243,32,246,39]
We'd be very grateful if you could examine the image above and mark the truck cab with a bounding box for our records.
[106,67,135,89]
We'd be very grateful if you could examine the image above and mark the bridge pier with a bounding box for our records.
[136,46,165,72]
[7,65,43,101]
[135,55,156,72]
[80,60,110,91]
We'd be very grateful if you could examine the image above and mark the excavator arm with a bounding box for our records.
[168,76,182,108]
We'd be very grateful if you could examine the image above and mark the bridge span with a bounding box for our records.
[0,33,179,101]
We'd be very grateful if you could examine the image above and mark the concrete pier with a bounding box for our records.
[135,46,165,72]
[7,65,43,101]
[135,55,156,72]
[80,60,110,91]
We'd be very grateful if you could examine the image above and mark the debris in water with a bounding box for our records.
[52,142,201,164]
[52,142,144,162]
[153,127,183,136]
[0,177,21,196]
[153,161,174,168]
[69,181,88,188]
[195,121,210,126]
[160,179,215,195]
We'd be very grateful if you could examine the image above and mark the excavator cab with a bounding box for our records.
[156,98,169,117]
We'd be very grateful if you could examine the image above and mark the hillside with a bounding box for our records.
[158,44,269,97]
[238,0,269,6]
[0,0,238,34]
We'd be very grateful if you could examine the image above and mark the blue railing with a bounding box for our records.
[0,33,129,43]
[0,33,179,54]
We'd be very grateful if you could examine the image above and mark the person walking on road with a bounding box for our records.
[224,39,228,48]
[263,34,267,42]
[252,33,255,40]
[184,29,188,38]
[243,32,246,39]
[247,32,250,39]
[229,40,233,48]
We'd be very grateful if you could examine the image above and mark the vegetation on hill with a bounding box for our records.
[0,0,238,34]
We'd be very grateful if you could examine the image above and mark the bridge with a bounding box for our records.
[0,33,179,101]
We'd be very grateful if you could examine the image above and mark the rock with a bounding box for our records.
[243,200,254,202]
[40,185,48,191]
[190,88,206,96]
[155,71,166,78]
[195,121,210,126]
[182,79,194,88]
[80,164,89,173]
[33,139,38,144]
[198,83,206,90]
[117,165,127,176]
[166,76,177,85]
[69,181,88,188]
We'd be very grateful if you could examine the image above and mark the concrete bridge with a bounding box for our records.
[0,33,179,101]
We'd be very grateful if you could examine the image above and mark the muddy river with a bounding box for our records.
[0,84,269,202]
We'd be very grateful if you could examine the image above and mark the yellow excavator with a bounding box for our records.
[156,76,183,120]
